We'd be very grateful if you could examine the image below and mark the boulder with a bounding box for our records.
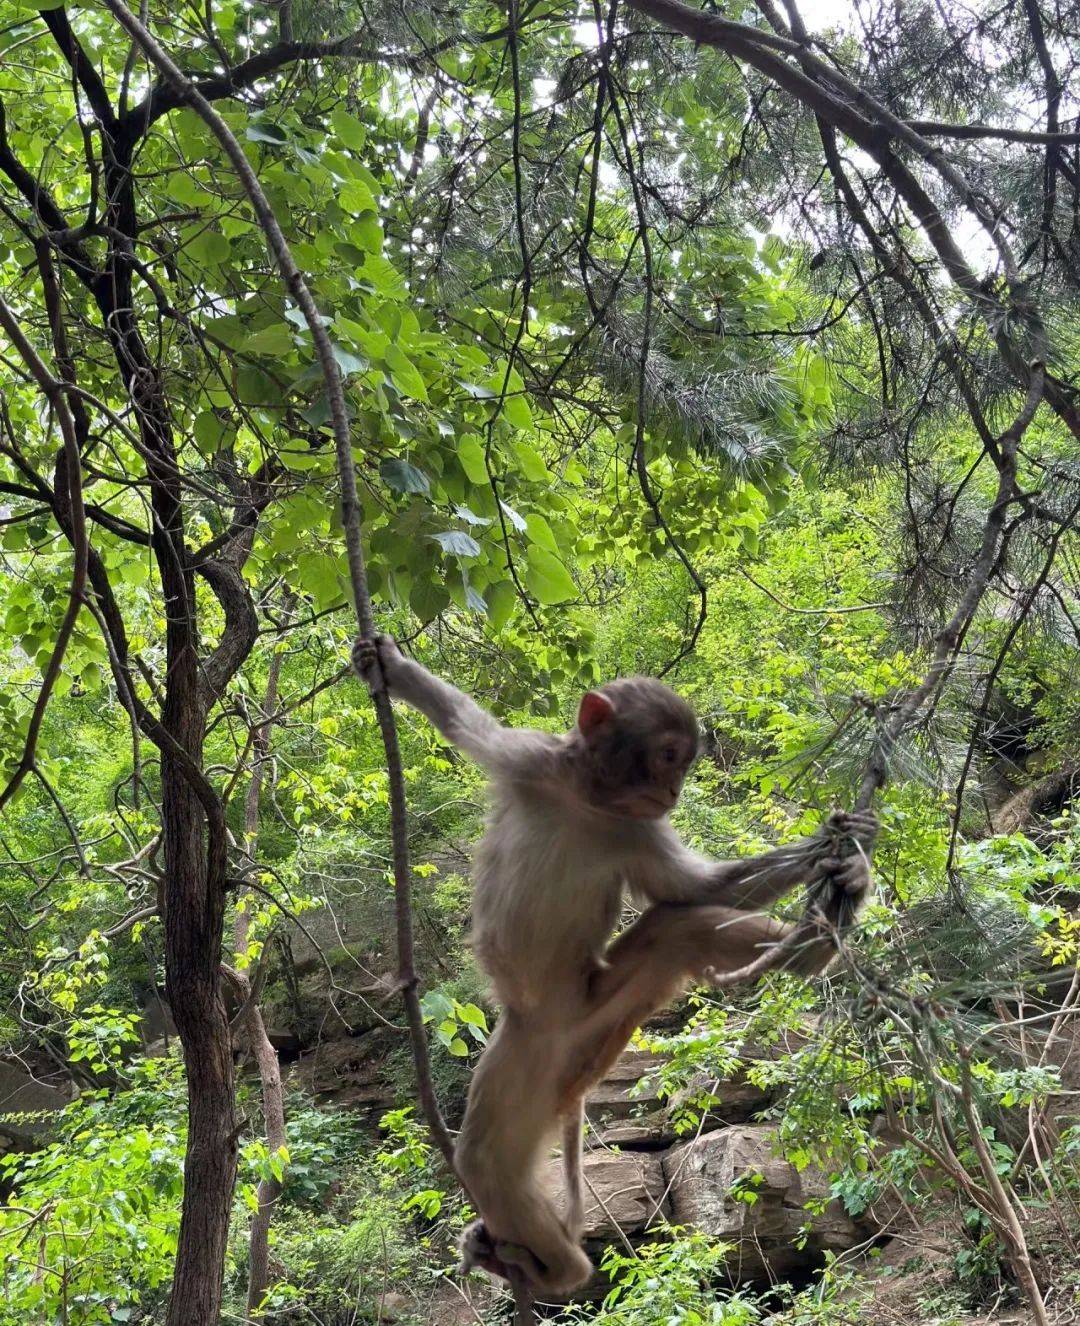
[663,1125,872,1280]
[586,1045,775,1150]
[137,991,177,1044]
[545,1147,670,1242]
[586,1048,669,1121]
[293,1030,395,1119]
[0,1062,76,1151]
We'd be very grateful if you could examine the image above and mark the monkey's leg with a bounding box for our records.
[456,1012,593,1296]
[562,904,833,1106]
[560,1100,585,1236]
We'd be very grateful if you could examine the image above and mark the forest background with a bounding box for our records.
[1,0,1079,1323]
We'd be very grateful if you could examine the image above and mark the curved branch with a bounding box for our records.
[0,275,88,814]
[907,119,1080,146]
[99,0,455,1189]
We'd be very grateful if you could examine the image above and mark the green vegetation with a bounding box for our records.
[1,0,1079,1322]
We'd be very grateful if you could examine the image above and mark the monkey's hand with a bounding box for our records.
[351,632,405,693]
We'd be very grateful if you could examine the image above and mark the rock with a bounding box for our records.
[545,1147,670,1243]
[264,1027,302,1060]
[663,1125,872,1280]
[586,1044,776,1150]
[0,1062,76,1150]
[376,1290,410,1320]
[293,1031,395,1118]
[586,1048,669,1121]
[597,1115,672,1148]
[137,992,177,1044]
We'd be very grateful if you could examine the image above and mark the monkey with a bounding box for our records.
[352,635,877,1297]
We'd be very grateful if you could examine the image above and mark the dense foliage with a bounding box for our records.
[1,0,1078,1322]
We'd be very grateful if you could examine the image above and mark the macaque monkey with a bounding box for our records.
[353,636,876,1297]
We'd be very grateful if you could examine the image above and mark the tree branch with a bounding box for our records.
[0,269,88,814]
[906,119,1080,146]
[41,9,118,130]
[126,34,445,132]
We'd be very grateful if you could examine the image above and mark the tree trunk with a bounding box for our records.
[162,691,238,1326]
[243,1003,286,1321]
[89,121,241,1322]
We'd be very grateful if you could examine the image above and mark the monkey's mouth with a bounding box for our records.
[621,792,674,818]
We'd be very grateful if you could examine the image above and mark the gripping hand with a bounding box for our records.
[351,633,404,692]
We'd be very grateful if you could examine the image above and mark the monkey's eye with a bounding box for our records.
[661,745,679,764]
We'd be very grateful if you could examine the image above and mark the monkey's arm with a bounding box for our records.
[629,811,877,911]
[353,635,553,774]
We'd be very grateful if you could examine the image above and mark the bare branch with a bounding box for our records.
[0,262,88,814]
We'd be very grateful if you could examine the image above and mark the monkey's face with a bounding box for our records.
[574,679,700,819]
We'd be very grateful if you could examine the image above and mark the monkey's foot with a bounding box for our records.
[490,1238,547,1283]
[458,1221,548,1288]
[824,808,878,856]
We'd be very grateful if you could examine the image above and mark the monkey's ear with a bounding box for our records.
[577,690,615,736]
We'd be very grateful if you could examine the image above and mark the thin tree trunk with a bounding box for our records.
[958,1065,1050,1326]
[238,648,286,1321]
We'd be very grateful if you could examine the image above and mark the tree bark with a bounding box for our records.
[161,667,237,1326]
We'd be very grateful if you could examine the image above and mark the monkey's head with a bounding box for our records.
[569,677,700,819]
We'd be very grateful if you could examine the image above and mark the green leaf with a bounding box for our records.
[457,1003,488,1030]
[410,578,451,620]
[525,513,559,555]
[385,344,427,400]
[193,411,231,455]
[486,580,516,630]
[514,442,550,482]
[352,215,383,254]
[420,990,455,1023]
[244,324,294,356]
[339,180,377,214]
[330,343,367,378]
[458,436,489,485]
[380,458,430,495]
[246,120,289,145]
[431,531,481,557]
[449,1037,470,1057]
[330,108,367,151]
[301,394,348,429]
[487,366,533,430]
[189,230,230,266]
[525,547,577,605]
